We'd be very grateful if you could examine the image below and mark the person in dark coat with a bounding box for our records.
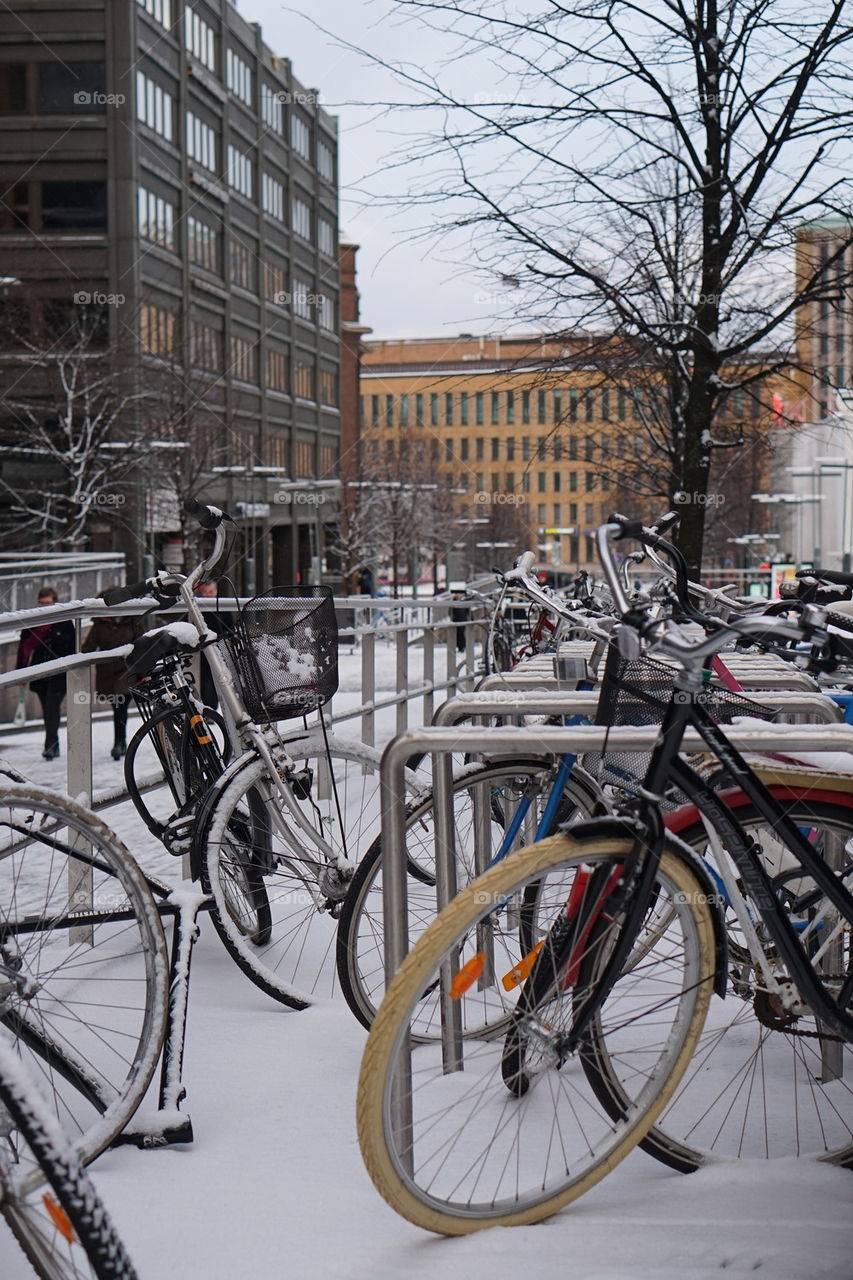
[82,607,136,760]
[17,586,76,760]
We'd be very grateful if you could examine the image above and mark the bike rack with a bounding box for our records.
[378,713,853,1161]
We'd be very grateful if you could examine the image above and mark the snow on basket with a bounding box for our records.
[219,586,338,723]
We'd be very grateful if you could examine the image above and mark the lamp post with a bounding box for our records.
[813,456,853,572]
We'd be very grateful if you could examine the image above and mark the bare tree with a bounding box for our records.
[0,304,152,551]
[356,0,853,569]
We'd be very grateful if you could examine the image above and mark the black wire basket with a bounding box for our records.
[586,647,778,798]
[219,586,339,723]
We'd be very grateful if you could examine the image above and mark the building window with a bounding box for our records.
[185,7,216,72]
[522,390,530,424]
[569,471,577,492]
[585,471,595,492]
[506,390,515,424]
[430,394,438,426]
[386,395,394,426]
[292,277,314,321]
[138,0,171,28]
[140,302,176,357]
[137,72,173,140]
[475,391,484,425]
[506,471,515,491]
[585,503,594,523]
[537,504,546,524]
[318,293,335,331]
[400,394,410,427]
[538,472,547,493]
[459,437,469,460]
[569,387,578,421]
[320,367,338,406]
[291,114,311,159]
[370,395,380,427]
[318,217,335,256]
[190,318,223,372]
[460,392,469,425]
[553,436,563,461]
[553,504,561,523]
[226,145,253,198]
[263,258,286,302]
[261,84,283,131]
[445,393,454,425]
[536,437,546,460]
[585,434,594,461]
[137,185,175,248]
[585,388,594,422]
[601,387,610,420]
[491,391,500,425]
[415,393,424,424]
[187,214,220,272]
[292,195,311,241]
[617,388,627,421]
[522,437,531,461]
[230,333,257,382]
[445,439,454,462]
[226,49,252,105]
[317,138,335,181]
[490,437,499,461]
[539,390,547,424]
[262,173,284,220]
[506,437,515,461]
[229,237,256,290]
[295,439,314,476]
[522,472,531,493]
[186,111,217,171]
[266,347,288,391]
[569,435,578,460]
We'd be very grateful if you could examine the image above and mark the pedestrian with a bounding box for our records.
[16,586,76,760]
[81,599,135,760]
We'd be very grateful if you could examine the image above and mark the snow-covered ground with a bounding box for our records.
[0,647,851,1278]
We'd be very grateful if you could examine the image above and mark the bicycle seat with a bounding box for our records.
[126,625,198,679]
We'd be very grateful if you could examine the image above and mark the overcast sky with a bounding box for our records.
[235,0,502,340]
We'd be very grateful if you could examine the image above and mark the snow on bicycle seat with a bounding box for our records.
[126,621,209,679]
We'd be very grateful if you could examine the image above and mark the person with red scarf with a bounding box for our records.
[17,587,76,760]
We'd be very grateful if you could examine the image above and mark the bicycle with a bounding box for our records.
[0,777,169,1166]
[356,516,853,1233]
[0,1039,138,1279]
[111,500,423,1009]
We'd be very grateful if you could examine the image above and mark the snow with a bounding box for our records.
[0,648,852,1276]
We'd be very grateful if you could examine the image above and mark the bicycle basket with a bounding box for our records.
[219,586,338,723]
[586,646,778,798]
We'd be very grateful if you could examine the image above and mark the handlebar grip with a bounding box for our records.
[184,498,227,530]
[101,580,151,607]
[516,551,536,573]
[650,511,680,535]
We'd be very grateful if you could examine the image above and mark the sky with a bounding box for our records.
[235,0,502,340]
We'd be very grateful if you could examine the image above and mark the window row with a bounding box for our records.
[0,179,107,232]
[362,386,673,429]
[0,61,107,115]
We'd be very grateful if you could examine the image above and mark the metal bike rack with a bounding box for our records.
[378,717,853,1152]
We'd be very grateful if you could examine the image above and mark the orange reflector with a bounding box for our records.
[189,714,204,726]
[190,714,213,745]
[502,940,545,991]
[449,953,485,999]
[43,1193,77,1245]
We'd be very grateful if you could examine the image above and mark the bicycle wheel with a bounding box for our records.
[0,787,168,1163]
[124,705,228,853]
[0,1042,137,1279]
[357,830,716,1234]
[195,735,421,1008]
[584,794,853,1169]
[337,759,601,1033]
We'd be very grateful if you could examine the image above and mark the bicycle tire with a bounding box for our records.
[0,1042,137,1279]
[0,787,169,1163]
[194,736,421,1008]
[124,704,228,850]
[336,759,601,1033]
[583,793,853,1169]
[357,830,716,1234]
